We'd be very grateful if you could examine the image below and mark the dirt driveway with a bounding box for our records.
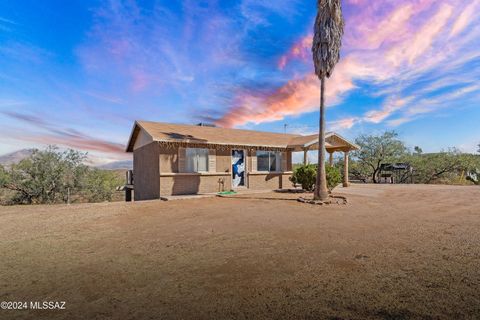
[0,184,479,319]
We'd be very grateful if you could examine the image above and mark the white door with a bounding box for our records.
[232,150,245,187]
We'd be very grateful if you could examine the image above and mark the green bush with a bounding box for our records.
[290,164,317,191]
[290,164,342,191]
[326,165,342,190]
[0,146,87,204]
[0,146,124,205]
[82,169,124,202]
[402,150,480,184]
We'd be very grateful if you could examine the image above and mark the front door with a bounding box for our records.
[232,150,245,188]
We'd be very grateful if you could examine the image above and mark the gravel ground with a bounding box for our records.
[0,184,479,320]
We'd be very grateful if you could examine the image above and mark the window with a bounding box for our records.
[256,151,281,172]
[186,148,209,172]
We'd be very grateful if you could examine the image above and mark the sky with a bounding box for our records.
[0,0,479,165]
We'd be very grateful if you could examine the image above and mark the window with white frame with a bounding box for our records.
[256,151,281,172]
[186,148,209,172]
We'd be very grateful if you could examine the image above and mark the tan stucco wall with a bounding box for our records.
[215,149,231,173]
[133,143,294,199]
[133,142,160,201]
[160,174,232,196]
[247,173,292,190]
[159,144,178,173]
[156,146,232,196]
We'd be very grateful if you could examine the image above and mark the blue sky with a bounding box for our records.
[0,0,479,164]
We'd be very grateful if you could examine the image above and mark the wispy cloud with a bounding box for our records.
[216,0,480,129]
[0,16,17,32]
[0,17,17,25]
[82,91,124,104]
[2,111,126,155]
[278,35,312,70]
[0,99,26,108]
[77,0,246,95]
[217,55,369,127]
[0,41,51,64]
[450,1,478,37]
[240,0,301,27]
[364,97,414,124]
[328,117,359,131]
[2,111,49,126]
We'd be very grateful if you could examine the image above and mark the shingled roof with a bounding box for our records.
[126,121,359,152]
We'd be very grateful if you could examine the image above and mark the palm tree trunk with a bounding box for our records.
[314,76,329,201]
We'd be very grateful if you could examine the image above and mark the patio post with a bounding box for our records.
[343,151,350,187]
[303,148,308,165]
[329,152,333,166]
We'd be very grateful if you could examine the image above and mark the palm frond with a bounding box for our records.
[312,0,345,79]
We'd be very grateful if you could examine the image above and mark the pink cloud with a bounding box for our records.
[363,4,414,49]
[21,133,127,155]
[329,117,359,131]
[216,74,319,127]
[343,0,436,49]
[2,111,127,156]
[218,0,479,129]
[450,0,478,37]
[278,35,312,69]
[386,4,453,66]
[387,117,413,127]
[364,97,413,124]
[217,56,366,128]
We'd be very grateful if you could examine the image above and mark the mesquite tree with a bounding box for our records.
[353,132,407,183]
[312,0,345,200]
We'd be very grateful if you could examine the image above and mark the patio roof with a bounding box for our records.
[287,132,360,152]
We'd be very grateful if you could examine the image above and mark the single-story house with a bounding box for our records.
[126,121,359,201]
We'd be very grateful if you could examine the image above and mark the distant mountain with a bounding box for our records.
[97,160,133,170]
[0,149,35,166]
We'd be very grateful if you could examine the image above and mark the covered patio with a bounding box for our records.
[288,132,360,187]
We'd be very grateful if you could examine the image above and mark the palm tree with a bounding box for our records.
[312,0,344,201]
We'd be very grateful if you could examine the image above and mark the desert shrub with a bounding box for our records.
[403,150,479,184]
[335,159,370,183]
[0,146,124,205]
[326,165,342,190]
[290,164,316,191]
[349,132,479,185]
[0,165,7,187]
[290,164,342,191]
[82,169,124,202]
[0,146,88,204]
